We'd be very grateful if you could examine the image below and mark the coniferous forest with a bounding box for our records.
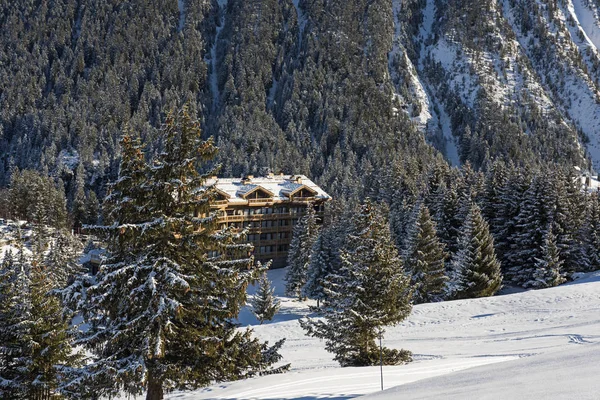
[3,0,600,398]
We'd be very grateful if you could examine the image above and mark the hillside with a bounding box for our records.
[140,268,600,399]
[3,0,600,197]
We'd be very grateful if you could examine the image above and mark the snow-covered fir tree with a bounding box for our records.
[505,174,550,286]
[579,191,600,272]
[302,224,341,307]
[0,248,80,399]
[27,262,81,399]
[429,174,466,257]
[300,200,412,367]
[43,230,82,288]
[285,204,319,299]
[403,201,448,303]
[492,165,529,275]
[555,168,588,274]
[251,270,280,324]
[530,225,565,289]
[480,159,509,239]
[449,202,502,299]
[0,249,32,399]
[68,108,288,400]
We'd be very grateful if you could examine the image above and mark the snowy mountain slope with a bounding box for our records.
[155,268,600,400]
[385,0,600,168]
[501,0,600,162]
[572,0,600,51]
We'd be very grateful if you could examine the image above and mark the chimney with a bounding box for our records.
[242,175,253,184]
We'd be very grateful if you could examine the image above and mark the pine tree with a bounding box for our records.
[0,247,81,399]
[302,224,341,306]
[493,165,529,274]
[285,205,319,299]
[579,192,600,272]
[251,271,280,324]
[506,173,549,286]
[430,176,464,257]
[69,107,288,400]
[44,230,82,288]
[450,202,503,299]
[555,168,588,274]
[72,162,88,230]
[300,200,412,367]
[0,249,32,399]
[530,225,565,288]
[480,159,508,238]
[403,202,448,303]
[27,262,81,399]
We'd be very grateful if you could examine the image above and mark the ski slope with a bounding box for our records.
[122,268,600,399]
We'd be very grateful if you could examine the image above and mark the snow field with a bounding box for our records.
[185,269,600,399]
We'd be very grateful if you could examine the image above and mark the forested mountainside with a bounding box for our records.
[1,0,600,199]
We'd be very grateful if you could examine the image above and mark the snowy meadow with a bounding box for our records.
[172,268,600,399]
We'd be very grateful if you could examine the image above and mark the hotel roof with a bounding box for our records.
[204,174,331,205]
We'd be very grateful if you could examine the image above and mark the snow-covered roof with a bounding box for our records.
[205,174,331,205]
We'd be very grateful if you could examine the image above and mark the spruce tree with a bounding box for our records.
[430,177,464,257]
[43,230,82,288]
[302,225,341,307]
[0,248,80,399]
[450,203,503,299]
[403,202,448,303]
[70,108,288,400]
[0,249,33,399]
[530,225,565,288]
[27,262,81,399]
[506,174,549,286]
[579,192,600,272]
[555,168,588,274]
[300,200,412,367]
[493,165,529,274]
[251,271,281,324]
[285,205,319,299]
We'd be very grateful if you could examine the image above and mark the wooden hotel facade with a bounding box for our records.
[205,174,331,268]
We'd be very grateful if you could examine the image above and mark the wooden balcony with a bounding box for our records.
[247,198,274,205]
[291,197,316,203]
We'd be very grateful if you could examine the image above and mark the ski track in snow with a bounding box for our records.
[122,269,600,400]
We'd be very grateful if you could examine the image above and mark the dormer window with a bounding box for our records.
[282,183,317,201]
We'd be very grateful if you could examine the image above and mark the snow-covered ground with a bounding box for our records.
[175,268,600,399]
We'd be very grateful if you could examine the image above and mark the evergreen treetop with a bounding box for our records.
[403,201,448,303]
[300,200,412,367]
[70,107,288,400]
[450,202,502,299]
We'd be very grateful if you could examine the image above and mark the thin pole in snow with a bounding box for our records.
[379,330,384,391]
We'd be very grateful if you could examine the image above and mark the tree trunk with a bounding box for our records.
[146,371,164,400]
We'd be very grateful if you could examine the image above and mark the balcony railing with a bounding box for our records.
[247,198,274,205]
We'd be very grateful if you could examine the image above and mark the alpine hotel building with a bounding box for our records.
[205,174,331,268]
